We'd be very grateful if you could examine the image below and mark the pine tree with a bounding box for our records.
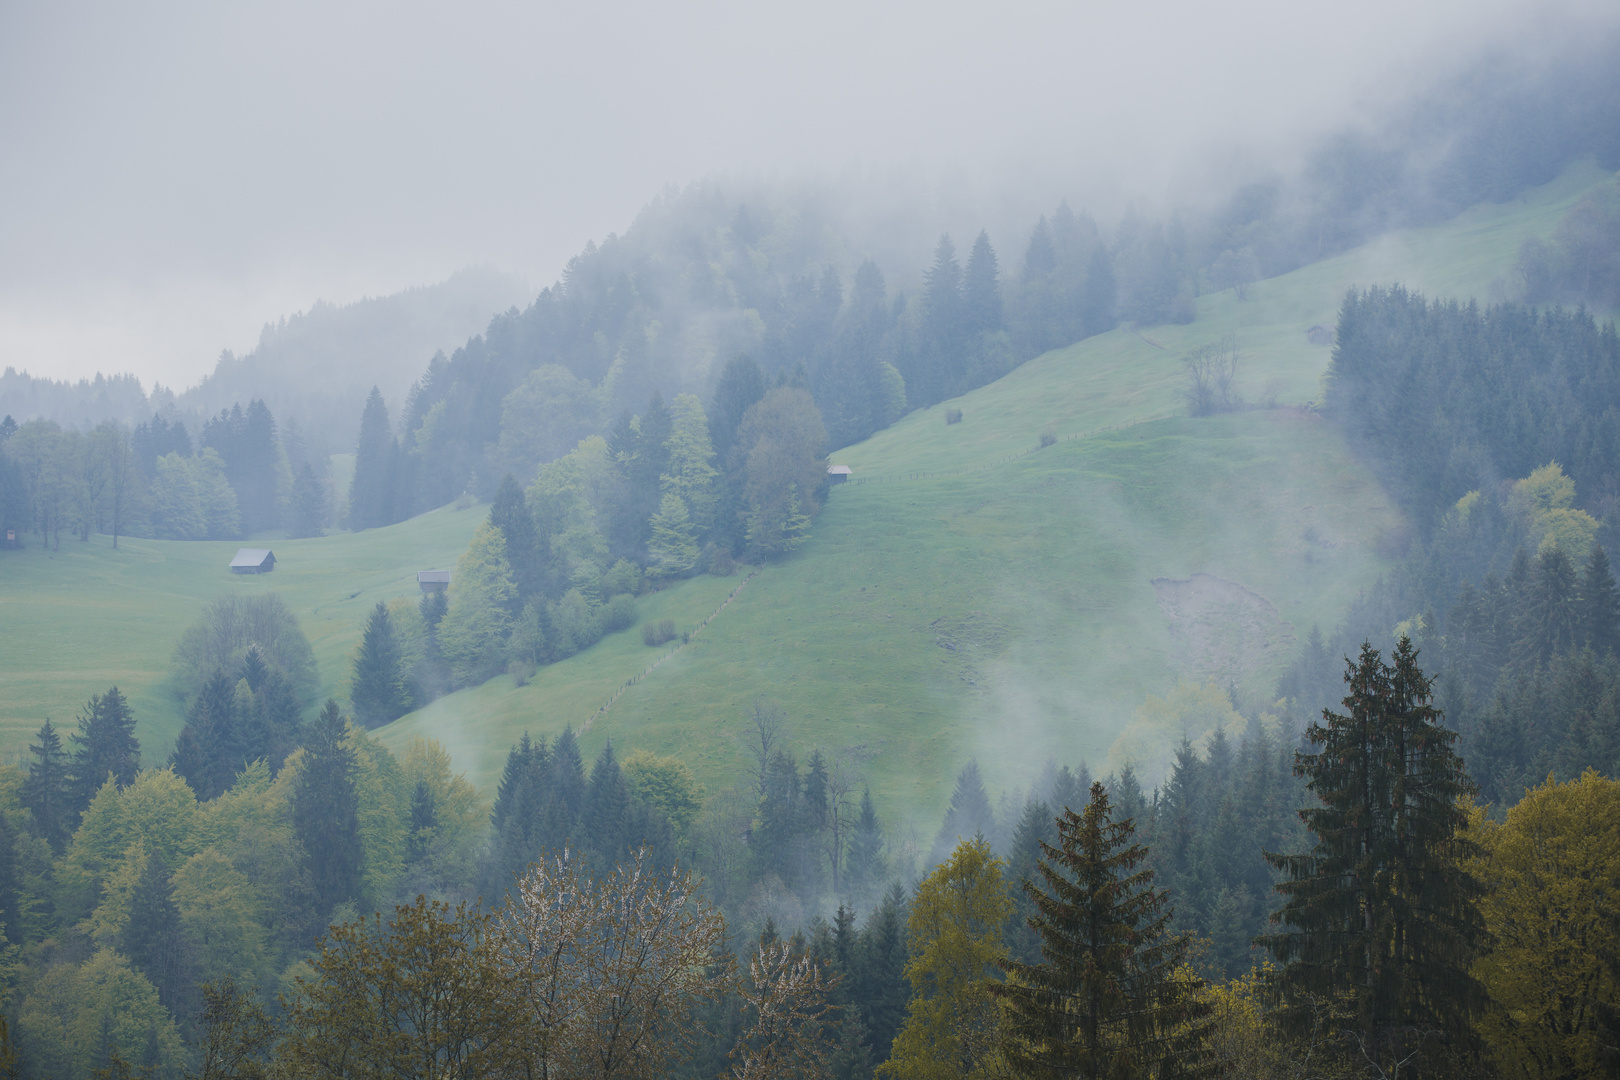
[1261,638,1487,1074]
[962,230,1004,338]
[845,788,886,896]
[853,883,911,1064]
[1003,796,1058,965]
[918,235,964,405]
[489,474,543,598]
[582,740,630,872]
[236,399,281,534]
[289,461,327,538]
[170,670,241,800]
[350,601,413,729]
[1580,544,1620,655]
[348,386,398,531]
[293,701,363,913]
[123,850,188,1011]
[22,719,73,852]
[994,781,1213,1079]
[70,686,140,812]
[930,760,994,862]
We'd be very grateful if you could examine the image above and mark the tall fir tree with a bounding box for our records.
[844,788,886,897]
[994,781,1212,1079]
[289,461,327,538]
[930,760,995,863]
[489,474,543,599]
[1261,638,1488,1075]
[350,602,413,729]
[170,670,242,800]
[70,686,140,812]
[292,701,363,913]
[917,235,964,405]
[1580,544,1620,654]
[962,230,1004,338]
[348,386,399,531]
[22,719,73,852]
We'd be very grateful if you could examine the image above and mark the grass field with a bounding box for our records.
[3,161,1611,833]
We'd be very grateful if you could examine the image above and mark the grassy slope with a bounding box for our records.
[0,507,483,757]
[3,162,1607,830]
[382,162,1619,825]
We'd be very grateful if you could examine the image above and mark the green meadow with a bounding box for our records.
[2,161,1611,832]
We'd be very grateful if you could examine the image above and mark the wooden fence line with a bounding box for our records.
[580,568,761,733]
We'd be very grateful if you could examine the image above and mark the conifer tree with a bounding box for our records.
[293,701,363,913]
[70,686,140,812]
[350,602,413,729]
[122,851,187,1011]
[1580,544,1620,654]
[994,781,1212,1079]
[489,474,543,598]
[845,788,886,896]
[1261,638,1487,1075]
[22,719,73,852]
[170,670,241,800]
[348,386,398,531]
[930,760,995,863]
[582,740,630,871]
[289,461,327,538]
[918,235,964,404]
[962,230,1004,338]
[853,883,912,1064]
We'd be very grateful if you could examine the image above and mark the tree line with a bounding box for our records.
[0,398,331,549]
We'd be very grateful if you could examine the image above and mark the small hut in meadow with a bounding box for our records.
[827,465,852,485]
[418,570,452,593]
[229,549,276,574]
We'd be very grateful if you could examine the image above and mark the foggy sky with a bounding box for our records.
[1,0,1611,390]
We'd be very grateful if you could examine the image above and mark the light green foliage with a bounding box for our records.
[599,558,642,600]
[881,837,1010,1080]
[150,452,206,539]
[499,364,603,473]
[346,723,408,908]
[82,838,148,943]
[1109,679,1250,777]
[621,749,704,833]
[400,738,488,889]
[68,768,202,884]
[14,947,185,1079]
[739,388,827,559]
[172,592,319,705]
[387,596,432,676]
[438,520,517,686]
[547,587,599,659]
[195,447,242,538]
[1505,463,1599,557]
[172,847,267,988]
[528,435,615,585]
[648,492,700,578]
[662,393,718,534]
[878,362,908,426]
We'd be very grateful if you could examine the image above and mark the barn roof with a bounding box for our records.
[230,548,274,567]
[417,570,452,584]
[827,465,852,476]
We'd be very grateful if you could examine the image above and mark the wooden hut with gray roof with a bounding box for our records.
[230,548,276,574]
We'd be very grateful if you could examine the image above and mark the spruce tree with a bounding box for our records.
[350,602,412,729]
[123,850,188,1010]
[170,670,242,800]
[1580,544,1620,655]
[844,788,886,896]
[918,235,964,404]
[348,386,398,531]
[70,686,140,811]
[930,760,994,862]
[994,781,1212,1079]
[582,740,631,872]
[1261,638,1487,1074]
[293,701,363,913]
[22,719,73,852]
[962,230,1004,338]
[489,474,542,598]
[289,461,327,538]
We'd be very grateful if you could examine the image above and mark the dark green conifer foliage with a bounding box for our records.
[1003,796,1058,965]
[289,461,327,538]
[917,235,964,404]
[348,386,399,531]
[489,474,543,599]
[0,814,20,945]
[963,230,1004,337]
[22,719,73,852]
[70,686,140,811]
[582,740,630,871]
[844,788,885,896]
[1517,545,1581,667]
[930,759,994,862]
[994,781,1213,1080]
[122,851,187,1011]
[405,779,436,866]
[1262,638,1487,1073]
[350,602,412,729]
[1580,544,1620,654]
[293,701,363,913]
[170,671,242,800]
[850,882,910,1064]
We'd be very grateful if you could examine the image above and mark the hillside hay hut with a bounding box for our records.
[229,549,276,574]
[418,570,452,593]
[827,465,852,485]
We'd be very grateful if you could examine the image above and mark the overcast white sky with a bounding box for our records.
[0,0,1610,389]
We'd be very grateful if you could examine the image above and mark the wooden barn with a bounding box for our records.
[418,570,452,593]
[230,548,276,574]
[827,465,852,485]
